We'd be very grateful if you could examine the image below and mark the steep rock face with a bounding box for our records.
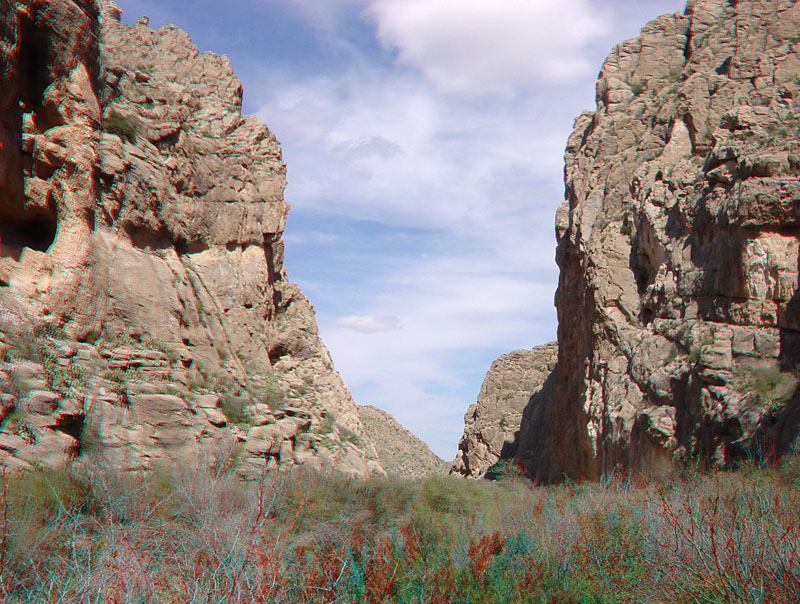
[540,0,800,481]
[357,405,448,479]
[0,0,381,475]
[450,343,557,478]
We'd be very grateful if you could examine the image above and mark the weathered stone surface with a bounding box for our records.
[0,0,381,475]
[357,405,448,479]
[535,0,800,481]
[199,406,227,427]
[451,343,557,478]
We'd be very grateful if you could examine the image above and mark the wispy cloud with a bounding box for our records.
[258,67,572,232]
[367,0,611,96]
[335,315,401,333]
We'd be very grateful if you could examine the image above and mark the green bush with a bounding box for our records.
[140,336,178,363]
[220,393,249,425]
[631,81,647,97]
[339,425,363,447]
[315,412,334,435]
[735,364,797,414]
[104,111,137,143]
[485,458,528,482]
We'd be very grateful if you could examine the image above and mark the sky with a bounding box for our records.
[114,0,687,460]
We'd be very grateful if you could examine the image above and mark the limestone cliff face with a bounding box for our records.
[450,343,557,478]
[0,0,381,476]
[545,0,800,481]
[456,0,800,483]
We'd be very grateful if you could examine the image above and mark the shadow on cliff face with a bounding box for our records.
[0,212,58,260]
[513,366,591,483]
[0,0,102,302]
[0,4,64,267]
[482,434,521,481]
[767,257,800,459]
[750,396,800,462]
[779,261,800,368]
[499,432,519,460]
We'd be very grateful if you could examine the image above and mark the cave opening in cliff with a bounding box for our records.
[268,344,290,366]
[17,11,51,126]
[60,416,85,449]
[0,210,58,258]
[125,224,173,251]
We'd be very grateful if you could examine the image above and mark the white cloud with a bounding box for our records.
[335,314,401,333]
[257,36,572,460]
[366,0,611,96]
[258,68,573,234]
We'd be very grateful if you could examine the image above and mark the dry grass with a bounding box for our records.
[0,456,797,603]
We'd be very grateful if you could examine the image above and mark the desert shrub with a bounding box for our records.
[2,372,28,397]
[653,472,800,603]
[104,111,137,143]
[485,458,528,482]
[6,467,96,519]
[339,425,363,447]
[315,412,334,435]
[777,449,800,487]
[220,393,249,425]
[262,383,285,407]
[0,460,798,602]
[43,357,88,392]
[140,336,179,363]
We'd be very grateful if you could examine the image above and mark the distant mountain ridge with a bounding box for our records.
[357,405,448,479]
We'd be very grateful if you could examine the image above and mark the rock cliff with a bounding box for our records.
[450,343,557,478]
[0,0,382,476]
[458,0,800,482]
[549,0,800,481]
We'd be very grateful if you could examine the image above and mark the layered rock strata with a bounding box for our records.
[450,343,557,478]
[544,0,800,481]
[0,0,381,475]
[357,405,449,479]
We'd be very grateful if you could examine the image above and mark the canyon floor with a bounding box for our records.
[1,457,798,603]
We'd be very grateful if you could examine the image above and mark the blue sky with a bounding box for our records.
[114,0,687,460]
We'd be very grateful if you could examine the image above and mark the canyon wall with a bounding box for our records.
[457,0,800,482]
[0,0,382,475]
[357,405,449,479]
[450,343,557,478]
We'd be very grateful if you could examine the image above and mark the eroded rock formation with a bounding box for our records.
[549,0,800,481]
[450,343,557,478]
[0,0,382,476]
[457,0,800,482]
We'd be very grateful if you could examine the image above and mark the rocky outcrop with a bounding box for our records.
[456,0,800,483]
[357,405,448,479]
[0,0,381,476]
[539,0,800,481]
[451,343,557,478]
